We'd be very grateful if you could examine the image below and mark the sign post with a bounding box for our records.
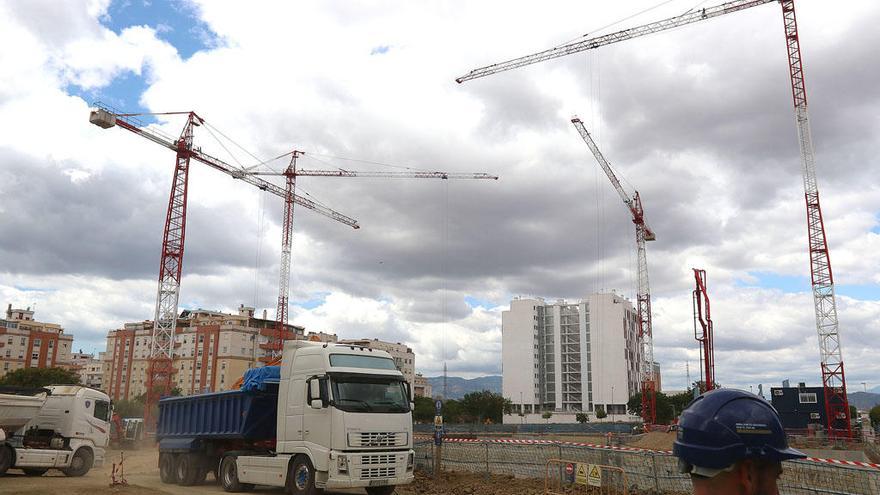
[433,400,443,477]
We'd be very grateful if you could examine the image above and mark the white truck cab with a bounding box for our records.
[0,385,110,477]
[226,341,414,495]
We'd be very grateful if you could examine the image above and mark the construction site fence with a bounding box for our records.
[414,438,880,495]
[413,422,638,435]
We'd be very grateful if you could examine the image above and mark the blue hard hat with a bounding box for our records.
[673,389,805,471]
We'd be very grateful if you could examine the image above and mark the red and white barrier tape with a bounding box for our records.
[415,435,880,471]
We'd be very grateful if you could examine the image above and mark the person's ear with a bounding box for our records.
[736,459,759,494]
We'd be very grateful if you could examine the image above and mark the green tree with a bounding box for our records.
[460,390,509,424]
[112,399,144,418]
[412,396,435,423]
[541,411,553,423]
[869,405,880,428]
[595,405,607,419]
[442,399,463,423]
[575,412,589,424]
[0,367,80,388]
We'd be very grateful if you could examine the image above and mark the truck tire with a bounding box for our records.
[62,448,93,477]
[159,453,176,484]
[288,455,318,495]
[23,467,49,476]
[220,455,254,492]
[366,487,396,495]
[0,445,13,475]
[176,453,200,486]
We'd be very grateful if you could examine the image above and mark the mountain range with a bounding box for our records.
[425,375,501,400]
[847,391,880,411]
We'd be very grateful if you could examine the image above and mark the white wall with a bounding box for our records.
[501,298,538,411]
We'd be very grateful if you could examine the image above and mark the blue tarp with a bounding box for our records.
[240,366,280,392]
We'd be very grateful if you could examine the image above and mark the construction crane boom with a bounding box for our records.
[692,268,715,393]
[571,117,657,424]
[252,170,498,180]
[462,0,851,437]
[456,0,775,83]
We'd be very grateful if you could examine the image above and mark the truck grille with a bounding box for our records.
[360,467,396,479]
[360,454,395,465]
[348,432,407,447]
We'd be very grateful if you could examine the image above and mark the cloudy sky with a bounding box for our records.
[1,0,878,394]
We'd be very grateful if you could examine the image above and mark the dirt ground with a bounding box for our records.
[0,448,556,495]
[623,432,675,451]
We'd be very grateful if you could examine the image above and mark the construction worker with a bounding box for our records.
[673,389,805,494]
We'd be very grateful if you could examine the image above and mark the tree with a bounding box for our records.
[541,411,553,423]
[442,399,463,423]
[576,412,589,424]
[0,367,80,388]
[595,405,607,419]
[869,405,880,428]
[627,390,694,425]
[412,396,435,423]
[460,390,509,424]
[113,399,144,418]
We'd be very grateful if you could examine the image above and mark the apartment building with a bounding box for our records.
[337,338,416,390]
[77,352,104,389]
[414,373,432,398]
[102,305,304,400]
[0,304,74,377]
[501,293,643,423]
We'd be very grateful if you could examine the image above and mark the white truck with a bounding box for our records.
[156,340,415,494]
[0,385,111,477]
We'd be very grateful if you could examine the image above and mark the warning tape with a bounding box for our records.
[415,435,880,471]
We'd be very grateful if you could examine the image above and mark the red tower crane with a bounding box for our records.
[571,117,657,425]
[457,0,851,437]
[89,106,358,428]
[246,153,498,359]
[692,268,715,393]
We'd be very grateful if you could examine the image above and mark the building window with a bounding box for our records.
[33,339,41,347]
[798,393,817,404]
[6,337,11,345]
[20,338,25,345]
[48,340,54,348]
[31,353,39,360]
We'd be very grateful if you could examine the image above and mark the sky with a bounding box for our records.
[0,0,878,394]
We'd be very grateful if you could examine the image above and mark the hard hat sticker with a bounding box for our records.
[735,423,771,434]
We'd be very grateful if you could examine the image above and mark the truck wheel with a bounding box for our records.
[176,453,200,486]
[220,456,254,492]
[0,445,13,475]
[62,448,94,477]
[365,487,395,495]
[288,455,318,495]
[23,468,49,476]
[159,453,176,484]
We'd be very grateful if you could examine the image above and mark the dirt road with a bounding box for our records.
[0,448,553,495]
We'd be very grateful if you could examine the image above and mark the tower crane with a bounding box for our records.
[458,0,851,437]
[246,154,498,359]
[571,117,657,425]
[692,268,715,393]
[88,105,358,428]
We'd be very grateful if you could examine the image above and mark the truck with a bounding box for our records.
[157,340,415,494]
[0,385,111,477]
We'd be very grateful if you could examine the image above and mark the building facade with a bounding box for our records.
[77,353,104,389]
[0,305,74,377]
[414,373,432,398]
[501,293,643,422]
[102,305,305,400]
[770,384,843,431]
[337,338,416,390]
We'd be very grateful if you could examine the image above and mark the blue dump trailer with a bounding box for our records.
[156,369,280,486]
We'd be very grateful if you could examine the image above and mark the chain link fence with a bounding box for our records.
[414,439,880,494]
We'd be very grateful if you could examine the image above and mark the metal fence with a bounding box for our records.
[414,439,880,495]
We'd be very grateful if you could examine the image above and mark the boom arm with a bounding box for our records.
[571,117,655,240]
[90,105,359,229]
[250,169,498,180]
[456,0,775,83]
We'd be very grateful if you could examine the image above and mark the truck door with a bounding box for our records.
[284,378,304,443]
[303,377,330,457]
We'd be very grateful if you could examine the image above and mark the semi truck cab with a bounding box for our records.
[229,341,414,494]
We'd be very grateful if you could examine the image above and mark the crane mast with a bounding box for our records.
[692,268,715,393]
[571,117,657,425]
[462,0,851,437]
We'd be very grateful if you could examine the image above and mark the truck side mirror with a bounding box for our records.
[307,378,322,409]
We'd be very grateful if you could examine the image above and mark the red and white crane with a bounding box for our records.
[246,153,498,359]
[571,117,657,425]
[89,106,359,428]
[458,0,851,437]
[692,268,715,393]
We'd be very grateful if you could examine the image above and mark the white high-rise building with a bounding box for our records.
[502,293,642,422]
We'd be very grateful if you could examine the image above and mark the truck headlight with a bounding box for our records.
[407,452,414,471]
[337,454,348,473]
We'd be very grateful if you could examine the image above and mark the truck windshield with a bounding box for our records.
[331,376,410,413]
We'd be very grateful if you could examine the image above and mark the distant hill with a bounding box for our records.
[425,375,501,400]
[848,392,880,411]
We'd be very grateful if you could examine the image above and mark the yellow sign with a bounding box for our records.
[575,463,588,485]
[587,464,602,487]
[434,415,443,427]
